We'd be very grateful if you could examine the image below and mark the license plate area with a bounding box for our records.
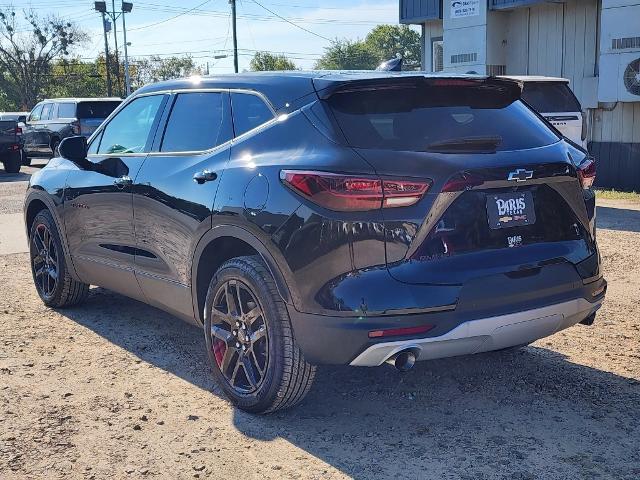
[486,191,536,230]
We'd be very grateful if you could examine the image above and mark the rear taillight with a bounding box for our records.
[71,120,81,135]
[15,126,22,135]
[577,158,596,189]
[281,170,431,211]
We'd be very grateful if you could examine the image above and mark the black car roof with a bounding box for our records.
[134,71,511,113]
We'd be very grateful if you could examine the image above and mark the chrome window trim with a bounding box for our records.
[88,88,279,158]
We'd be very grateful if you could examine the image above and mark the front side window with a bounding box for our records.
[160,92,231,152]
[57,103,77,119]
[29,104,44,122]
[97,95,165,155]
[231,93,274,137]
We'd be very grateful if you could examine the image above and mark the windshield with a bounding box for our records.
[77,101,121,119]
[326,85,560,152]
[521,82,581,113]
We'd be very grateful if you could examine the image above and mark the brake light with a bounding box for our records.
[577,158,596,189]
[281,170,431,211]
[15,126,22,135]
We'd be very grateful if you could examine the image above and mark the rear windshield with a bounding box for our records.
[327,85,560,152]
[521,82,581,113]
[77,101,121,119]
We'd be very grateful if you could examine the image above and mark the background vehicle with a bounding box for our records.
[23,98,121,163]
[504,76,587,148]
[0,112,28,165]
[24,72,606,414]
[0,119,23,173]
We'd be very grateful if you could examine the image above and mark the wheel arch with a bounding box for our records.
[191,225,295,326]
[24,191,80,281]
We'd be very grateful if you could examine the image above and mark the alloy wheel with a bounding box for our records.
[210,279,268,394]
[30,223,59,300]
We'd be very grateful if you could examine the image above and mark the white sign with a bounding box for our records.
[451,0,480,18]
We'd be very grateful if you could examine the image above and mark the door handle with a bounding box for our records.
[114,176,133,188]
[193,169,217,184]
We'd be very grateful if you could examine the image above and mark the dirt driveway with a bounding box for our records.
[1,197,639,479]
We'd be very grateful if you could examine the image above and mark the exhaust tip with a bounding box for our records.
[386,350,417,372]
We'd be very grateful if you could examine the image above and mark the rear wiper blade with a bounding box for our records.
[424,136,502,153]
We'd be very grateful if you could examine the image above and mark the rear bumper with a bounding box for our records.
[287,275,606,366]
[350,297,602,366]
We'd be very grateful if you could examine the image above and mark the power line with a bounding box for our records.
[129,0,214,31]
[250,0,332,42]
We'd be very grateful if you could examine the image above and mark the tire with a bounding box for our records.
[22,151,31,166]
[204,255,315,414]
[29,209,89,308]
[2,151,21,174]
[51,139,60,157]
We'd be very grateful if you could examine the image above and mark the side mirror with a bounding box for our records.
[58,136,87,161]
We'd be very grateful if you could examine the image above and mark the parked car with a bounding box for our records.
[0,119,23,173]
[24,72,606,413]
[0,112,28,165]
[502,76,587,148]
[23,98,121,164]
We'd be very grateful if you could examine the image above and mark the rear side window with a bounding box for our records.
[97,95,165,155]
[57,103,76,118]
[327,85,560,152]
[77,101,121,119]
[161,92,231,152]
[521,82,581,113]
[231,93,274,137]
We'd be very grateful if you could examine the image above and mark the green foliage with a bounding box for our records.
[249,51,297,71]
[0,8,87,109]
[130,55,202,90]
[364,25,422,70]
[314,39,378,70]
[314,25,422,71]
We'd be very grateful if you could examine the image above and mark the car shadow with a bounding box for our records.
[60,287,640,479]
[0,170,32,182]
[597,206,640,233]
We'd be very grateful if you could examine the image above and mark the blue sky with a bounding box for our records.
[10,0,406,71]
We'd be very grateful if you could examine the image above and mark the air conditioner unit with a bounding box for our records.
[599,1,640,102]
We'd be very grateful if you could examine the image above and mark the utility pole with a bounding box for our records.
[100,11,113,96]
[111,0,122,96]
[230,0,238,73]
[122,2,133,96]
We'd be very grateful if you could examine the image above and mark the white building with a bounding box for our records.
[400,0,640,191]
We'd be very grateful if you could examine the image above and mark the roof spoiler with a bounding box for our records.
[314,75,523,104]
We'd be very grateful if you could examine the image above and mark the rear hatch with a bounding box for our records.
[520,81,585,148]
[321,76,596,286]
[77,101,121,136]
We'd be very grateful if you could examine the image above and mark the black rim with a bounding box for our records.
[30,223,59,300]
[210,279,268,394]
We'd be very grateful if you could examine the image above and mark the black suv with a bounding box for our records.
[23,98,121,163]
[24,72,606,413]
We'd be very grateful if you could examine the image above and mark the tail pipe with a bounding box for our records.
[385,349,418,372]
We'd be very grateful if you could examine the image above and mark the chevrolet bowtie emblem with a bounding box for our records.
[508,169,534,182]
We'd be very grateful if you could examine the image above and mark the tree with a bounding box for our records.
[131,55,202,90]
[249,51,297,71]
[364,25,422,70]
[314,39,378,70]
[0,8,86,109]
[314,25,422,71]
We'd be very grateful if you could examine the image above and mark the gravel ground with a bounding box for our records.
[0,195,639,479]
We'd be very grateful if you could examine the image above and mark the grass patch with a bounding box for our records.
[596,189,640,201]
